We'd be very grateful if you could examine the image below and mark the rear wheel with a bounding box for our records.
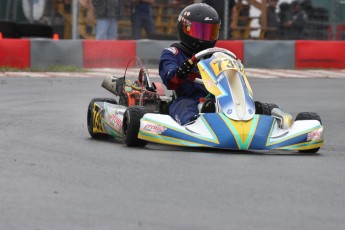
[0,21,17,38]
[295,112,322,153]
[87,98,117,138]
[123,106,148,147]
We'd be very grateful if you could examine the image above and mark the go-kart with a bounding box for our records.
[87,58,170,139]
[87,47,324,153]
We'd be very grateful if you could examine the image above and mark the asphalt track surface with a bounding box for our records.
[1,72,345,230]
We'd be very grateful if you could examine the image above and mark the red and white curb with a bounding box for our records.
[246,68,345,79]
[1,68,345,79]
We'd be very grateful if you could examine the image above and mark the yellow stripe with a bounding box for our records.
[142,116,219,144]
[219,114,259,149]
[267,125,323,146]
[276,139,324,150]
[138,131,209,147]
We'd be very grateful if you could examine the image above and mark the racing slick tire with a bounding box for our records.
[123,106,148,147]
[295,112,322,153]
[87,98,118,139]
[0,21,18,38]
[255,101,279,115]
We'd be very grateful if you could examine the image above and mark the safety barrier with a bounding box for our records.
[0,39,30,68]
[0,39,344,69]
[295,40,345,68]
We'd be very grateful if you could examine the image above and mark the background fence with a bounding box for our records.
[1,0,345,40]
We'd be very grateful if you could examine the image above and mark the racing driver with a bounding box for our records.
[159,3,278,125]
[159,3,220,125]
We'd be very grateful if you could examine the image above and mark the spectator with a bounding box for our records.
[301,0,329,40]
[278,2,290,39]
[265,0,280,39]
[230,1,251,39]
[92,0,124,40]
[171,0,196,4]
[282,0,308,39]
[300,0,314,19]
[131,0,156,39]
[79,0,96,27]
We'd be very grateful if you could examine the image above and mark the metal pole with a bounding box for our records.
[29,0,34,22]
[5,0,11,20]
[223,0,229,40]
[331,0,335,40]
[72,0,78,39]
[12,0,18,21]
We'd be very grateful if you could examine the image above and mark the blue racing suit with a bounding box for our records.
[159,44,209,125]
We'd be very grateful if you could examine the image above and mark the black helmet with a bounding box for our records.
[177,3,221,54]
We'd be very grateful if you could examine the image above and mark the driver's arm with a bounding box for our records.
[159,50,184,90]
[159,49,197,90]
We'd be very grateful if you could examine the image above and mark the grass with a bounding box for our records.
[0,65,86,72]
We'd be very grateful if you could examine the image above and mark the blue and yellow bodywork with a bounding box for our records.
[138,113,324,151]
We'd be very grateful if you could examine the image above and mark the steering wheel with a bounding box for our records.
[189,47,237,64]
[188,47,237,84]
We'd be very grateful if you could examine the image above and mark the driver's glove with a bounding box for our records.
[176,59,195,79]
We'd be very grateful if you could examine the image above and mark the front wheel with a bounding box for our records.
[255,101,279,115]
[122,106,148,147]
[87,98,117,139]
[295,112,322,153]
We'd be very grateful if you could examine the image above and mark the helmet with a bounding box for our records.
[177,3,221,54]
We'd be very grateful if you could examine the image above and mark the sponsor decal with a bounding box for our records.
[307,128,323,141]
[143,123,167,134]
[181,17,192,27]
[205,79,215,88]
[217,73,225,83]
[204,17,212,21]
[109,114,123,128]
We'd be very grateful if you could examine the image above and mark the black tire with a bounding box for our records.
[295,112,322,153]
[87,98,117,139]
[255,101,279,115]
[0,21,18,38]
[123,106,148,147]
[17,23,53,38]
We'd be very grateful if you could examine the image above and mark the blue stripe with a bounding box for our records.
[249,115,275,149]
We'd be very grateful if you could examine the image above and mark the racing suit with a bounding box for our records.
[159,43,209,125]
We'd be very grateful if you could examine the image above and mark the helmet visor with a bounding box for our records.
[183,21,220,41]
